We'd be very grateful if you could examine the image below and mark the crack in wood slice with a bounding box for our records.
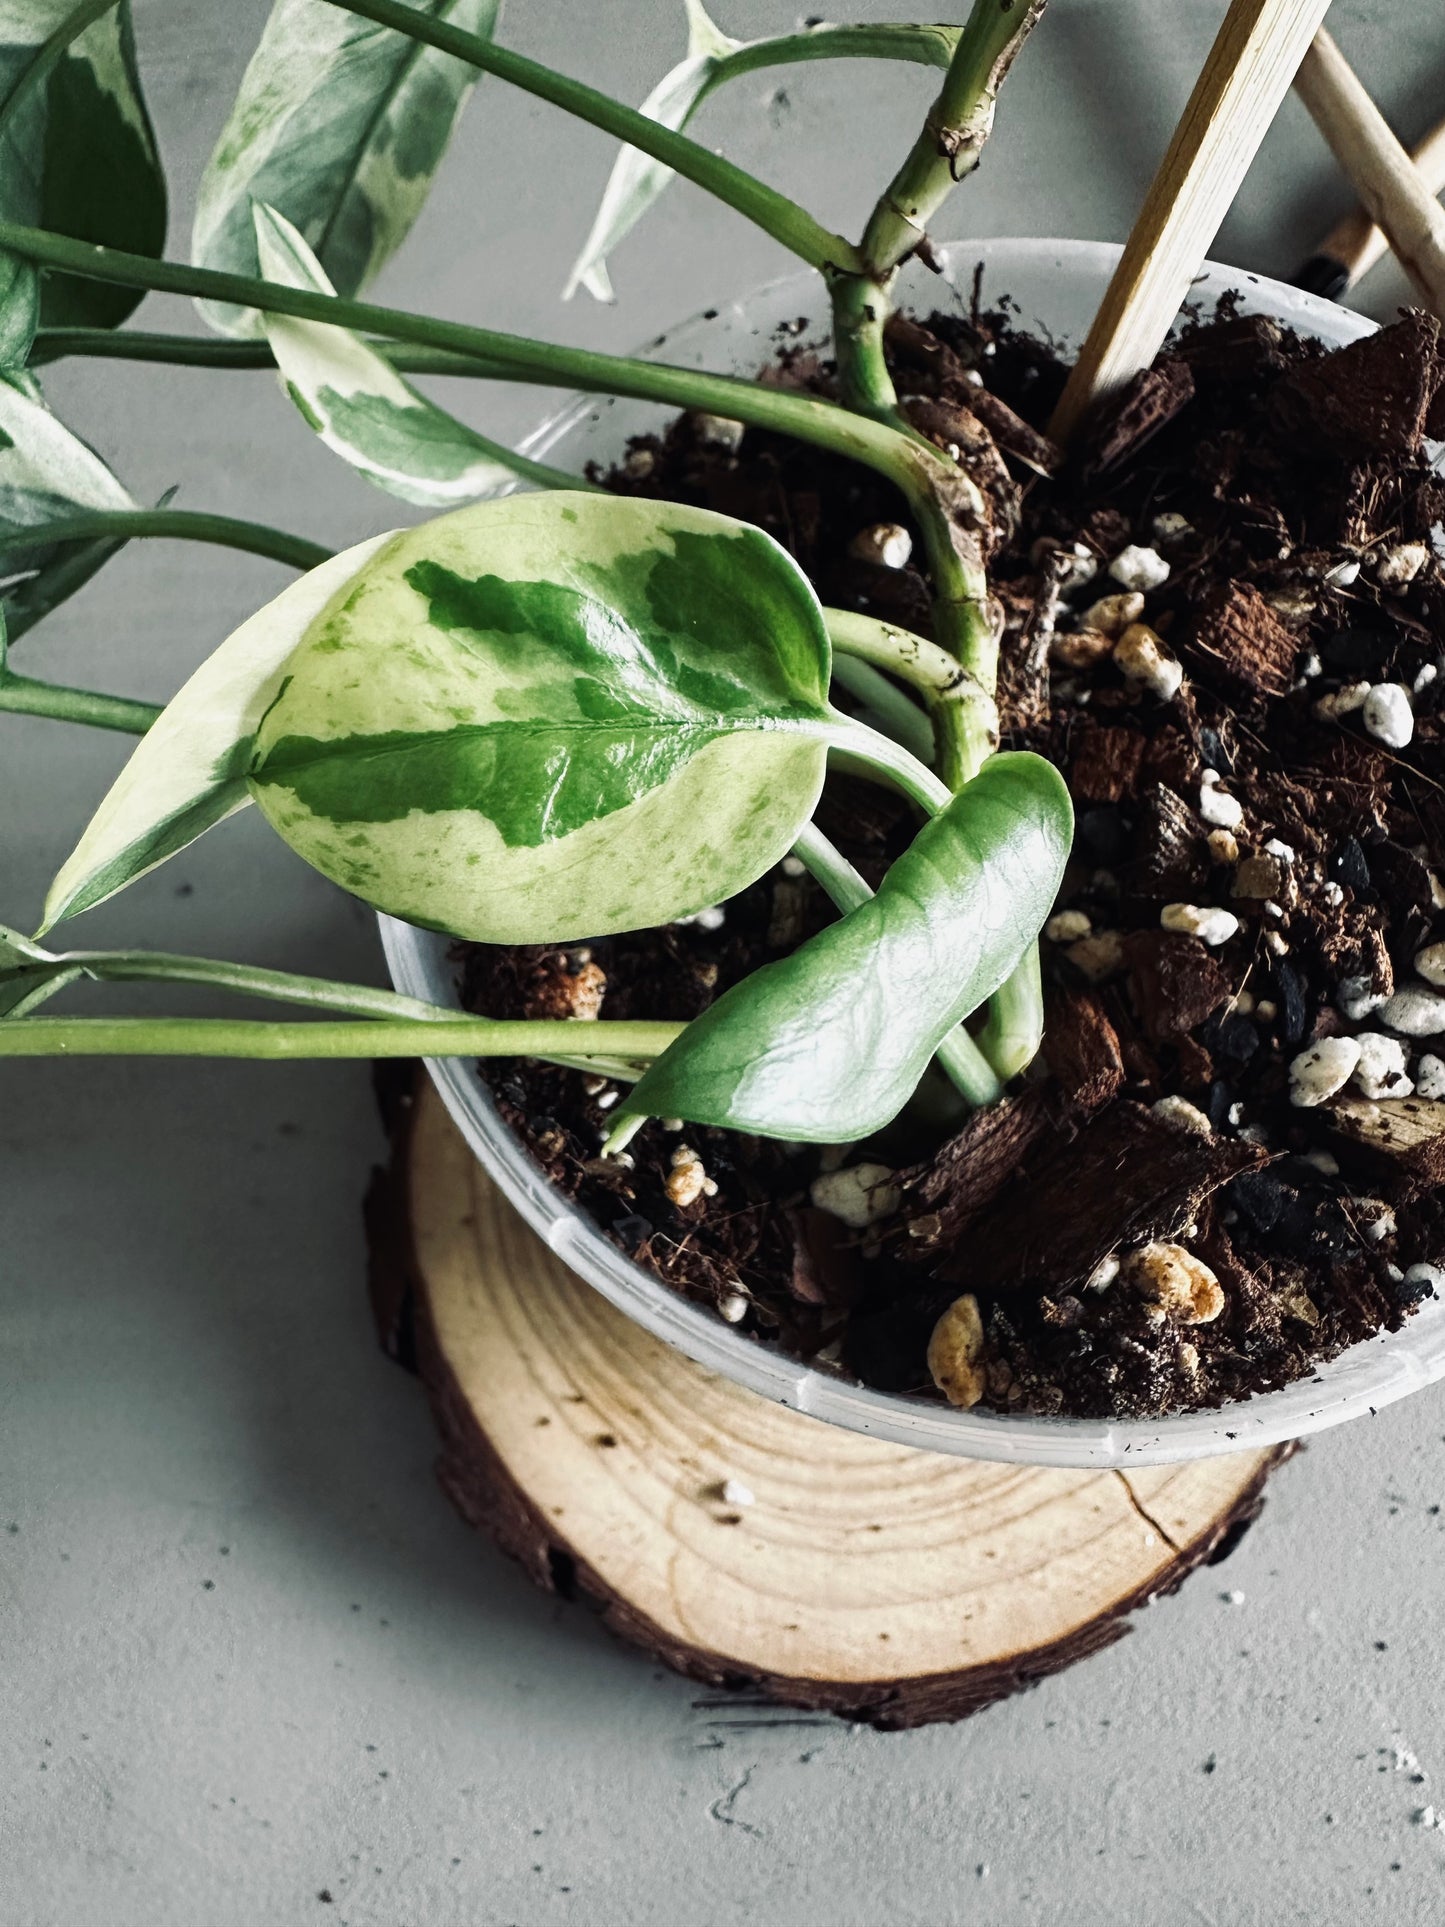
[369,1078,1294,1730]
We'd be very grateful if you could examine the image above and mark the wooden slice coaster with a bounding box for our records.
[368,1077,1294,1730]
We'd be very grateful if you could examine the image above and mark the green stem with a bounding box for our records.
[0,508,330,573]
[829,653,934,765]
[975,942,1044,1082]
[0,671,158,735]
[825,714,952,816]
[322,0,859,278]
[790,821,1002,1108]
[0,223,936,496]
[830,271,902,423]
[30,327,512,377]
[0,1014,684,1061]
[711,23,960,83]
[789,819,873,913]
[857,0,1048,281]
[826,605,998,790]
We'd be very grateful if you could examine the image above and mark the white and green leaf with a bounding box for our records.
[566,5,958,302]
[41,533,391,931]
[0,1,167,344]
[611,753,1074,1144]
[0,369,140,629]
[193,0,498,338]
[247,492,839,942]
[253,202,581,507]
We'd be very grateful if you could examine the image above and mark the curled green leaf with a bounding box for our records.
[253,201,583,505]
[610,753,1073,1144]
[41,533,391,931]
[247,492,839,941]
[193,0,498,337]
[566,6,958,302]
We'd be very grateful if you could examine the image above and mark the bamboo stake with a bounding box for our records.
[1294,108,1445,296]
[1292,29,1445,315]
[1050,0,1333,445]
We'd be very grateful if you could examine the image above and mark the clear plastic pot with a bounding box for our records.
[381,237,1445,1469]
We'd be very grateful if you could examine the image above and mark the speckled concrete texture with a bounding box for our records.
[4,4,1444,1921]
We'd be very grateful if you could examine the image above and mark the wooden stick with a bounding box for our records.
[1295,109,1445,296]
[1292,29,1445,315]
[1049,0,1334,445]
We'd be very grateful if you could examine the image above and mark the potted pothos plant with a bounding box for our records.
[3,0,1443,1428]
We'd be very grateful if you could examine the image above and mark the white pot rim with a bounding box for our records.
[381,237,1445,1469]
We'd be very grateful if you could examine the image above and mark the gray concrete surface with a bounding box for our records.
[4,3,1444,1921]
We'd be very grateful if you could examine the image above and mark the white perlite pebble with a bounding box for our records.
[1324,557,1360,587]
[1313,680,1370,722]
[1081,590,1144,636]
[1351,1198,1397,1244]
[1374,541,1429,589]
[1381,988,1445,1037]
[692,412,745,452]
[1336,973,1387,1021]
[1109,544,1171,592]
[1207,828,1240,864]
[1289,1036,1362,1107]
[1161,903,1239,946]
[1151,1095,1213,1136]
[1122,1242,1225,1324]
[674,904,726,931]
[1416,662,1440,694]
[719,1478,755,1508]
[1362,682,1414,749]
[1152,511,1192,541]
[718,1290,749,1324]
[1416,943,1445,987]
[1352,1031,1414,1099]
[1066,930,1125,983]
[1416,1054,1445,1100]
[1264,838,1296,863]
[928,1293,986,1408]
[850,522,912,570]
[781,854,806,877]
[1114,623,1183,701]
[1044,909,1092,943]
[1302,1146,1340,1176]
[666,1146,718,1208]
[1405,1264,1445,1300]
[809,1161,901,1229]
[1198,784,1244,829]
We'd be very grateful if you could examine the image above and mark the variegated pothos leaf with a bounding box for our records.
[566,5,957,301]
[0,1,166,345]
[0,369,138,631]
[247,493,837,942]
[41,534,392,931]
[253,202,524,508]
[193,0,499,337]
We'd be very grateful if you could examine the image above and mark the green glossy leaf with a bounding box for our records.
[41,533,391,930]
[0,2,166,341]
[193,0,499,338]
[254,201,532,507]
[613,753,1073,1143]
[566,5,957,302]
[247,492,837,942]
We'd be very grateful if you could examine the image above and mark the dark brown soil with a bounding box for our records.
[456,295,1445,1423]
